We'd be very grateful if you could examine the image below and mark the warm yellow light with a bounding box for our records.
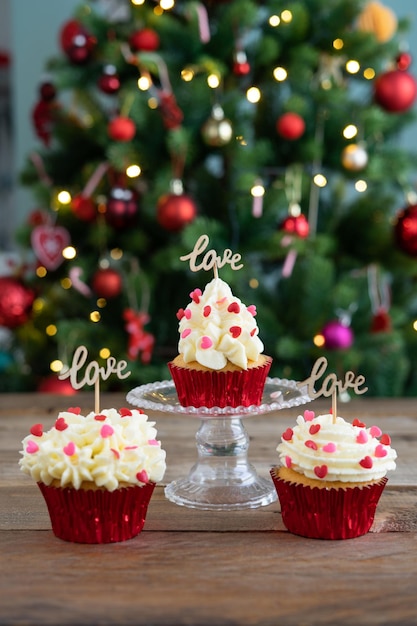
[60,277,72,289]
[355,180,368,192]
[251,184,265,198]
[90,311,101,322]
[153,5,163,15]
[99,348,111,359]
[36,266,47,278]
[413,320,417,331]
[46,324,57,336]
[207,73,220,88]
[313,333,325,347]
[160,0,174,9]
[249,278,259,289]
[148,97,159,109]
[57,190,72,205]
[62,246,76,260]
[237,135,247,146]
[110,248,123,260]
[333,38,344,50]
[281,10,292,23]
[32,298,45,313]
[273,66,287,82]
[246,86,261,103]
[137,76,151,90]
[313,174,327,187]
[126,164,141,178]
[346,59,360,74]
[181,68,194,82]
[97,298,107,308]
[131,0,145,5]
[269,15,280,27]
[50,359,63,373]
[363,67,375,80]
[343,124,358,139]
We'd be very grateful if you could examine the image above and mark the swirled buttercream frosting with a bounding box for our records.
[277,410,397,483]
[19,407,166,491]
[176,277,264,370]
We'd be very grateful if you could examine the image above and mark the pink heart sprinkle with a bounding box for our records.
[184,309,192,320]
[203,305,211,318]
[353,418,366,428]
[120,408,133,417]
[304,410,315,421]
[201,336,213,349]
[380,434,391,445]
[305,440,318,450]
[125,445,138,450]
[136,470,149,484]
[67,407,81,415]
[282,428,293,441]
[100,424,114,438]
[229,326,242,338]
[63,442,76,456]
[370,425,382,438]
[314,465,328,479]
[176,308,185,321]
[148,439,159,446]
[285,456,292,468]
[30,423,43,437]
[94,414,106,421]
[26,440,39,454]
[359,456,373,469]
[356,429,368,444]
[375,444,388,458]
[323,442,336,453]
[181,328,191,339]
[227,302,240,314]
[111,448,120,459]
[55,417,68,431]
[309,424,320,435]
[190,288,202,303]
[247,305,257,316]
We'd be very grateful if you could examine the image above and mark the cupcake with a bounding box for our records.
[19,406,166,543]
[168,276,272,408]
[270,410,397,539]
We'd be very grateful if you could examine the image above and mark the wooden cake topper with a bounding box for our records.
[180,234,243,277]
[297,356,368,422]
[59,345,131,413]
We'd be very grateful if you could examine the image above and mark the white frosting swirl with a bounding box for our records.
[277,412,397,483]
[19,408,166,491]
[177,277,264,370]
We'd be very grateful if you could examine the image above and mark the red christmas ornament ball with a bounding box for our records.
[91,268,123,299]
[279,214,310,238]
[0,277,35,328]
[374,70,417,112]
[394,203,417,256]
[71,195,97,222]
[396,52,413,71]
[39,81,56,102]
[322,320,354,350]
[157,193,197,231]
[98,66,120,94]
[38,375,78,395]
[105,187,139,229]
[59,19,96,64]
[370,308,392,333]
[108,116,136,142]
[129,28,160,52]
[276,112,305,140]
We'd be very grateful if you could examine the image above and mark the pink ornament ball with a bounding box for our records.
[322,320,354,350]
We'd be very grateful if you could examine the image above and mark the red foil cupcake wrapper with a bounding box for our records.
[270,469,388,540]
[168,357,272,408]
[38,482,155,544]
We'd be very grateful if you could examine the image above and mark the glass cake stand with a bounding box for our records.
[126,378,311,511]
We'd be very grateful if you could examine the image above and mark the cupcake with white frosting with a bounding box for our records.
[270,409,397,539]
[19,406,166,543]
[168,277,272,408]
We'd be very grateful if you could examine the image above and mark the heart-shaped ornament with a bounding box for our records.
[31,225,71,270]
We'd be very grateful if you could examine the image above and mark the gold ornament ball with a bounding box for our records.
[341,144,368,171]
[202,115,233,147]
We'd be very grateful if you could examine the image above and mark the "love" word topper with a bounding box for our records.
[180,234,243,276]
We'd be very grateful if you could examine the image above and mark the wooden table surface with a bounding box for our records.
[1,393,417,626]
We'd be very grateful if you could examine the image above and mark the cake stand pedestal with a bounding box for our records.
[126,378,311,511]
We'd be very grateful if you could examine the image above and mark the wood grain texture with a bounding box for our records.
[1,394,417,625]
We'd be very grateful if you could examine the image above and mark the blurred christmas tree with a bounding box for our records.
[3,0,417,395]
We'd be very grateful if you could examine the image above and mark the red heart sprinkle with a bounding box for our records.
[190,288,202,303]
[229,326,242,338]
[380,434,391,445]
[111,448,120,459]
[227,302,240,314]
[30,423,43,437]
[359,456,373,469]
[55,417,68,431]
[282,428,293,441]
[176,308,185,320]
[203,305,211,318]
[136,470,149,484]
[375,444,388,458]
[67,407,81,415]
[305,440,318,450]
[353,418,366,428]
[309,424,320,435]
[119,408,132,417]
[304,410,315,421]
[314,465,328,479]
[250,328,256,336]
[94,414,106,421]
